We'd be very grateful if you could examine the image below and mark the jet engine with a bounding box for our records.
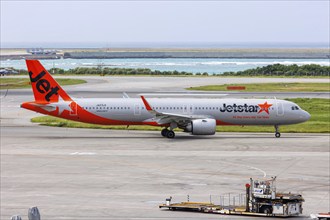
[185,118,216,135]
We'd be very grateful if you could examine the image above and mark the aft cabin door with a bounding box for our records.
[70,102,78,116]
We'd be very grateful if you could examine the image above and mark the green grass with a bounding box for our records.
[30,98,329,133]
[31,116,164,131]
[187,83,330,92]
[0,78,86,89]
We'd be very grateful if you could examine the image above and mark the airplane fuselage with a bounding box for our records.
[21,60,311,138]
[23,98,310,126]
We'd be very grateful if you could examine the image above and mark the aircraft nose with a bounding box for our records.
[300,111,311,122]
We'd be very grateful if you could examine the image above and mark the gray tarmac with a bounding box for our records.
[2,75,330,99]
[1,76,329,219]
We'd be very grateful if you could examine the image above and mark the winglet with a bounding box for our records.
[123,92,130,99]
[141,96,153,111]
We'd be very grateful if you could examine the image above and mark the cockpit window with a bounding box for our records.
[291,106,300,110]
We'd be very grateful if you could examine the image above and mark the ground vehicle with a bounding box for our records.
[160,177,305,217]
[247,177,304,216]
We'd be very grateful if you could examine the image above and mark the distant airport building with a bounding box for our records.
[27,48,57,55]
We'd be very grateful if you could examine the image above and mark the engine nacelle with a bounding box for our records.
[185,118,216,135]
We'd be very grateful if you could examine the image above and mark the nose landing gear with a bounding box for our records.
[275,125,281,138]
[161,128,175,138]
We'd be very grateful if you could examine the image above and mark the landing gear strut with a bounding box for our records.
[275,125,281,138]
[161,128,175,138]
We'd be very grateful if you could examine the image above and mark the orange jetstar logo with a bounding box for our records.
[258,102,273,114]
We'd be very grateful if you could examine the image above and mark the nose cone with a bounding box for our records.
[300,111,311,122]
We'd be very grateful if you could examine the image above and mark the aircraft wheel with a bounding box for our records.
[275,132,281,138]
[260,206,272,214]
[166,130,175,139]
[161,128,169,137]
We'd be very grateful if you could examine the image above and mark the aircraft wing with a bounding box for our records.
[141,96,213,125]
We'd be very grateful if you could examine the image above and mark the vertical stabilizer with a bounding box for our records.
[26,60,72,103]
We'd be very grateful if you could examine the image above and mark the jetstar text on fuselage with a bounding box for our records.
[219,103,259,113]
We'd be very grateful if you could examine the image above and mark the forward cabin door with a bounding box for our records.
[275,99,284,117]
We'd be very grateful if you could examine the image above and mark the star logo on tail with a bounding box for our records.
[258,102,273,114]
[57,95,73,115]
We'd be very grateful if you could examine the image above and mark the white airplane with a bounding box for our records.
[21,60,311,138]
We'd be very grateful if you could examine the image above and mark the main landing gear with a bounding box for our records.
[274,125,281,138]
[161,128,175,139]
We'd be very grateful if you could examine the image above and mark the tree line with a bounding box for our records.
[61,67,195,76]
[3,64,329,76]
[222,64,330,76]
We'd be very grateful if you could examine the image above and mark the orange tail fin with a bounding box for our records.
[26,60,72,103]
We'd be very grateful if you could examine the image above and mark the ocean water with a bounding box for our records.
[1,58,329,74]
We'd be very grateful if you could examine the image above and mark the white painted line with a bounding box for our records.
[221,161,267,178]
[70,152,97,155]
[245,165,267,178]
[189,183,208,186]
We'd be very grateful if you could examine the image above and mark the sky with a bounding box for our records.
[1,0,329,48]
